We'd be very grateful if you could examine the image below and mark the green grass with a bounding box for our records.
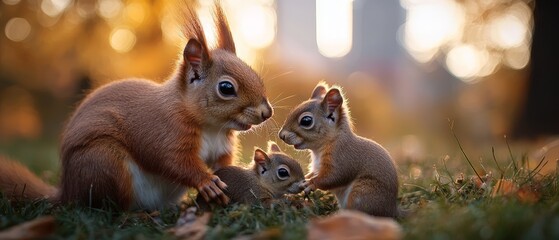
[1,144,559,239]
[0,190,338,239]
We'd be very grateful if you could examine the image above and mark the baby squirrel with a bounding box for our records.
[196,141,304,209]
[0,3,272,210]
[279,82,399,217]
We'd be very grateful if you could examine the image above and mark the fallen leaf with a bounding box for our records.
[491,179,518,197]
[307,210,403,240]
[517,184,541,203]
[233,228,282,240]
[0,216,56,240]
[491,179,541,203]
[169,207,211,240]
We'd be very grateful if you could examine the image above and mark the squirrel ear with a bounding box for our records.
[310,84,327,100]
[267,141,281,152]
[184,39,204,68]
[322,88,343,115]
[183,39,209,82]
[253,148,269,165]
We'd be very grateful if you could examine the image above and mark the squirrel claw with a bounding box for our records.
[198,176,230,205]
[302,180,316,194]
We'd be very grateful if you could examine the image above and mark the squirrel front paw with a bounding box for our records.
[197,175,230,205]
[301,179,317,194]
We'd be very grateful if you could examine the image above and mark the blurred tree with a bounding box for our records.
[514,0,559,138]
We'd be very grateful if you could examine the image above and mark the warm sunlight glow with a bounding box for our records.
[402,0,464,63]
[487,14,527,49]
[316,0,353,58]
[401,0,533,82]
[5,18,31,42]
[198,1,218,48]
[160,13,181,44]
[477,52,500,77]
[41,0,72,17]
[125,1,146,27]
[238,5,276,49]
[445,44,487,82]
[2,0,20,5]
[192,0,276,66]
[110,28,137,53]
[97,0,123,19]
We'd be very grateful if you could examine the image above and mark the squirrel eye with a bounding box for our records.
[216,79,237,99]
[298,113,314,129]
[277,167,290,180]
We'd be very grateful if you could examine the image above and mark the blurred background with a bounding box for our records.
[1,0,558,179]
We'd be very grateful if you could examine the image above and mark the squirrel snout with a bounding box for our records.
[279,130,287,141]
[260,101,273,121]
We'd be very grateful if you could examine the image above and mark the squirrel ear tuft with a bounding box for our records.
[311,84,327,100]
[214,3,236,54]
[323,88,343,114]
[268,141,281,152]
[253,148,269,165]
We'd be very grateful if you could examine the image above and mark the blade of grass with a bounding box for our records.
[505,135,518,172]
[449,119,483,183]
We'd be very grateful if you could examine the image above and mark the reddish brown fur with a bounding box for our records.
[279,83,399,217]
[196,143,304,210]
[0,2,272,210]
[214,3,236,53]
[0,156,57,201]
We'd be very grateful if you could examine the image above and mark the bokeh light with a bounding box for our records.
[504,44,531,70]
[401,0,533,82]
[124,1,147,27]
[2,0,21,5]
[237,5,276,49]
[5,18,32,42]
[445,44,487,82]
[402,0,464,63]
[110,28,137,53]
[316,0,353,58]
[195,0,277,66]
[41,0,72,17]
[487,14,527,49]
[97,0,123,19]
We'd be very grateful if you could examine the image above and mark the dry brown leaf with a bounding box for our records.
[307,210,403,240]
[491,179,541,203]
[517,185,541,203]
[0,216,56,240]
[169,207,211,240]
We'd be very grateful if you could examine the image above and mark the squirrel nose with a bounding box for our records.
[279,130,286,141]
[261,111,271,121]
[260,100,273,121]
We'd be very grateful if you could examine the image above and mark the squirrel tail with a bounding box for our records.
[0,155,58,202]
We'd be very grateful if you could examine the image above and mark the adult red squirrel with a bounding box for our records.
[0,2,272,210]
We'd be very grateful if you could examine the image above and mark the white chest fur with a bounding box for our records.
[127,160,186,210]
[310,151,322,174]
[199,129,234,169]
